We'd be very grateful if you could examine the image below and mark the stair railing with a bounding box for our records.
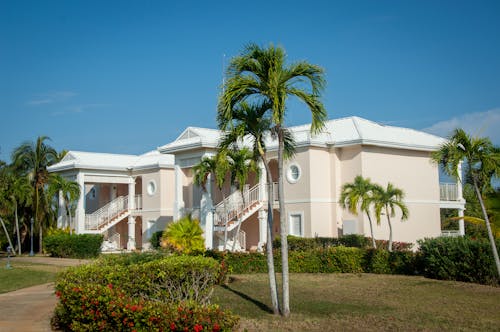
[85,195,129,230]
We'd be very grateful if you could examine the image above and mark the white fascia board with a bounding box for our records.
[330,139,438,152]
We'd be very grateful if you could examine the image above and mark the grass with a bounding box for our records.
[0,261,66,294]
[213,273,500,331]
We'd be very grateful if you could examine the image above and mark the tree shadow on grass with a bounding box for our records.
[220,284,274,314]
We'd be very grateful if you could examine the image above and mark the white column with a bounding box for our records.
[76,172,85,234]
[201,173,214,249]
[457,161,464,201]
[259,161,267,201]
[258,208,267,251]
[57,190,66,228]
[457,161,465,236]
[127,177,136,250]
[174,165,185,220]
[127,216,136,251]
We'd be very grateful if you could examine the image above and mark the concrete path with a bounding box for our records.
[0,257,90,332]
[0,283,56,332]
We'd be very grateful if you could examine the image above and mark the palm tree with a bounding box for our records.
[431,128,500,277]
[340,176,378,248]
[372,183,409,252]
[218,43,326,316]
[162,214,205,254]
[12,136,57,253]
[48,174,80,230]
[218,102,280,314]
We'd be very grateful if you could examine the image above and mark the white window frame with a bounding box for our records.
[288,211,304,237]
[147,180,157,196]
[286,162,302,184]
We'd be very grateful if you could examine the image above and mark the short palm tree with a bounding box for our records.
[372,183,409,252]
[162,215,204,254]
[218,43,326,316]
[431,128,500,277]
[340,176,378,248]
[12,136,57,253]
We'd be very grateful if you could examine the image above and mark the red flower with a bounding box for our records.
[212,323,220,332]
[170,322,176,330]
[55,291,62,298]
[194,324,203,332]
[107,283,113,290]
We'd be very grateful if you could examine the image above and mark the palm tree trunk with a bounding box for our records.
[0,217,15,255]
[232,188,245,251]
[366,213,376,249]
[15,202,21,255]
[386,207,393,252]
[277,128,290,317]
[262,156,280,314]
[472,179,500,278]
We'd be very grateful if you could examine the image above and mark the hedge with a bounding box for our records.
[418,237,500,285]
[44,233,103,258]
[273,235,413,251]
[206,247,416,275]
[54,254,238,330]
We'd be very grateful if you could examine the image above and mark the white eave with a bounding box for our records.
[159,116,445,154]
[48,150,175,173]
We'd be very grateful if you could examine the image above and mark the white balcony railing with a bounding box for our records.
[440,183,459,201]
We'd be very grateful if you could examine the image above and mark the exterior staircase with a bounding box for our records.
[84,195,141,233]
[212,183,264,251]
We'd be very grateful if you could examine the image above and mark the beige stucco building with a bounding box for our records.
[48,116,465,251]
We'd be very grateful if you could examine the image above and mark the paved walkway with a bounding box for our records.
[0,257,90,332]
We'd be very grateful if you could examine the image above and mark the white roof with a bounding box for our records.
[158,116,445,154]
[48,150,175,173]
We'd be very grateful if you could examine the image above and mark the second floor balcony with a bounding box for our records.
[440,183,460,201]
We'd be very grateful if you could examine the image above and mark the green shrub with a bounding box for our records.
[57,255,222,304]
[162,215,205,254]
[418,237,499,285]
[44,233,103,258]
[340,234,370,248]
[150,230,164,250]
[53,282,238,331]
[363,249,391,274]
[54,254,236,330]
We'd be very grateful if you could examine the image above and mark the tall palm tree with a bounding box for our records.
[48,174,80,230]
[372,183,409,252]
[219,102,276,314]
[431,128,500,277]
[340,176,378,248]
[218,43,326,316]
[12,136,57,253]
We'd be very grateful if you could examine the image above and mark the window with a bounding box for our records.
[147,180,157,196]
[286,163,301,183]
[289,213,303,237]
[343,220,357,235]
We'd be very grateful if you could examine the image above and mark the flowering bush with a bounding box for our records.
[52,282,238,331]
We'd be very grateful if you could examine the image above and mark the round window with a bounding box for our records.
[286,163,301,183]
[147,180,157,196]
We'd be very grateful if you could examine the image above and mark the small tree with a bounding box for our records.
[161,215,204,254]
[340,175,378,248]
[372,183,409,252]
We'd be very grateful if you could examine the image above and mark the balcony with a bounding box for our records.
[440,183,459,201]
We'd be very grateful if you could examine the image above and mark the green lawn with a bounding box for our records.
[0,261,66,294]
[213,273,500,331]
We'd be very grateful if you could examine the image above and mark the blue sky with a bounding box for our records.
[1,0,499,160]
